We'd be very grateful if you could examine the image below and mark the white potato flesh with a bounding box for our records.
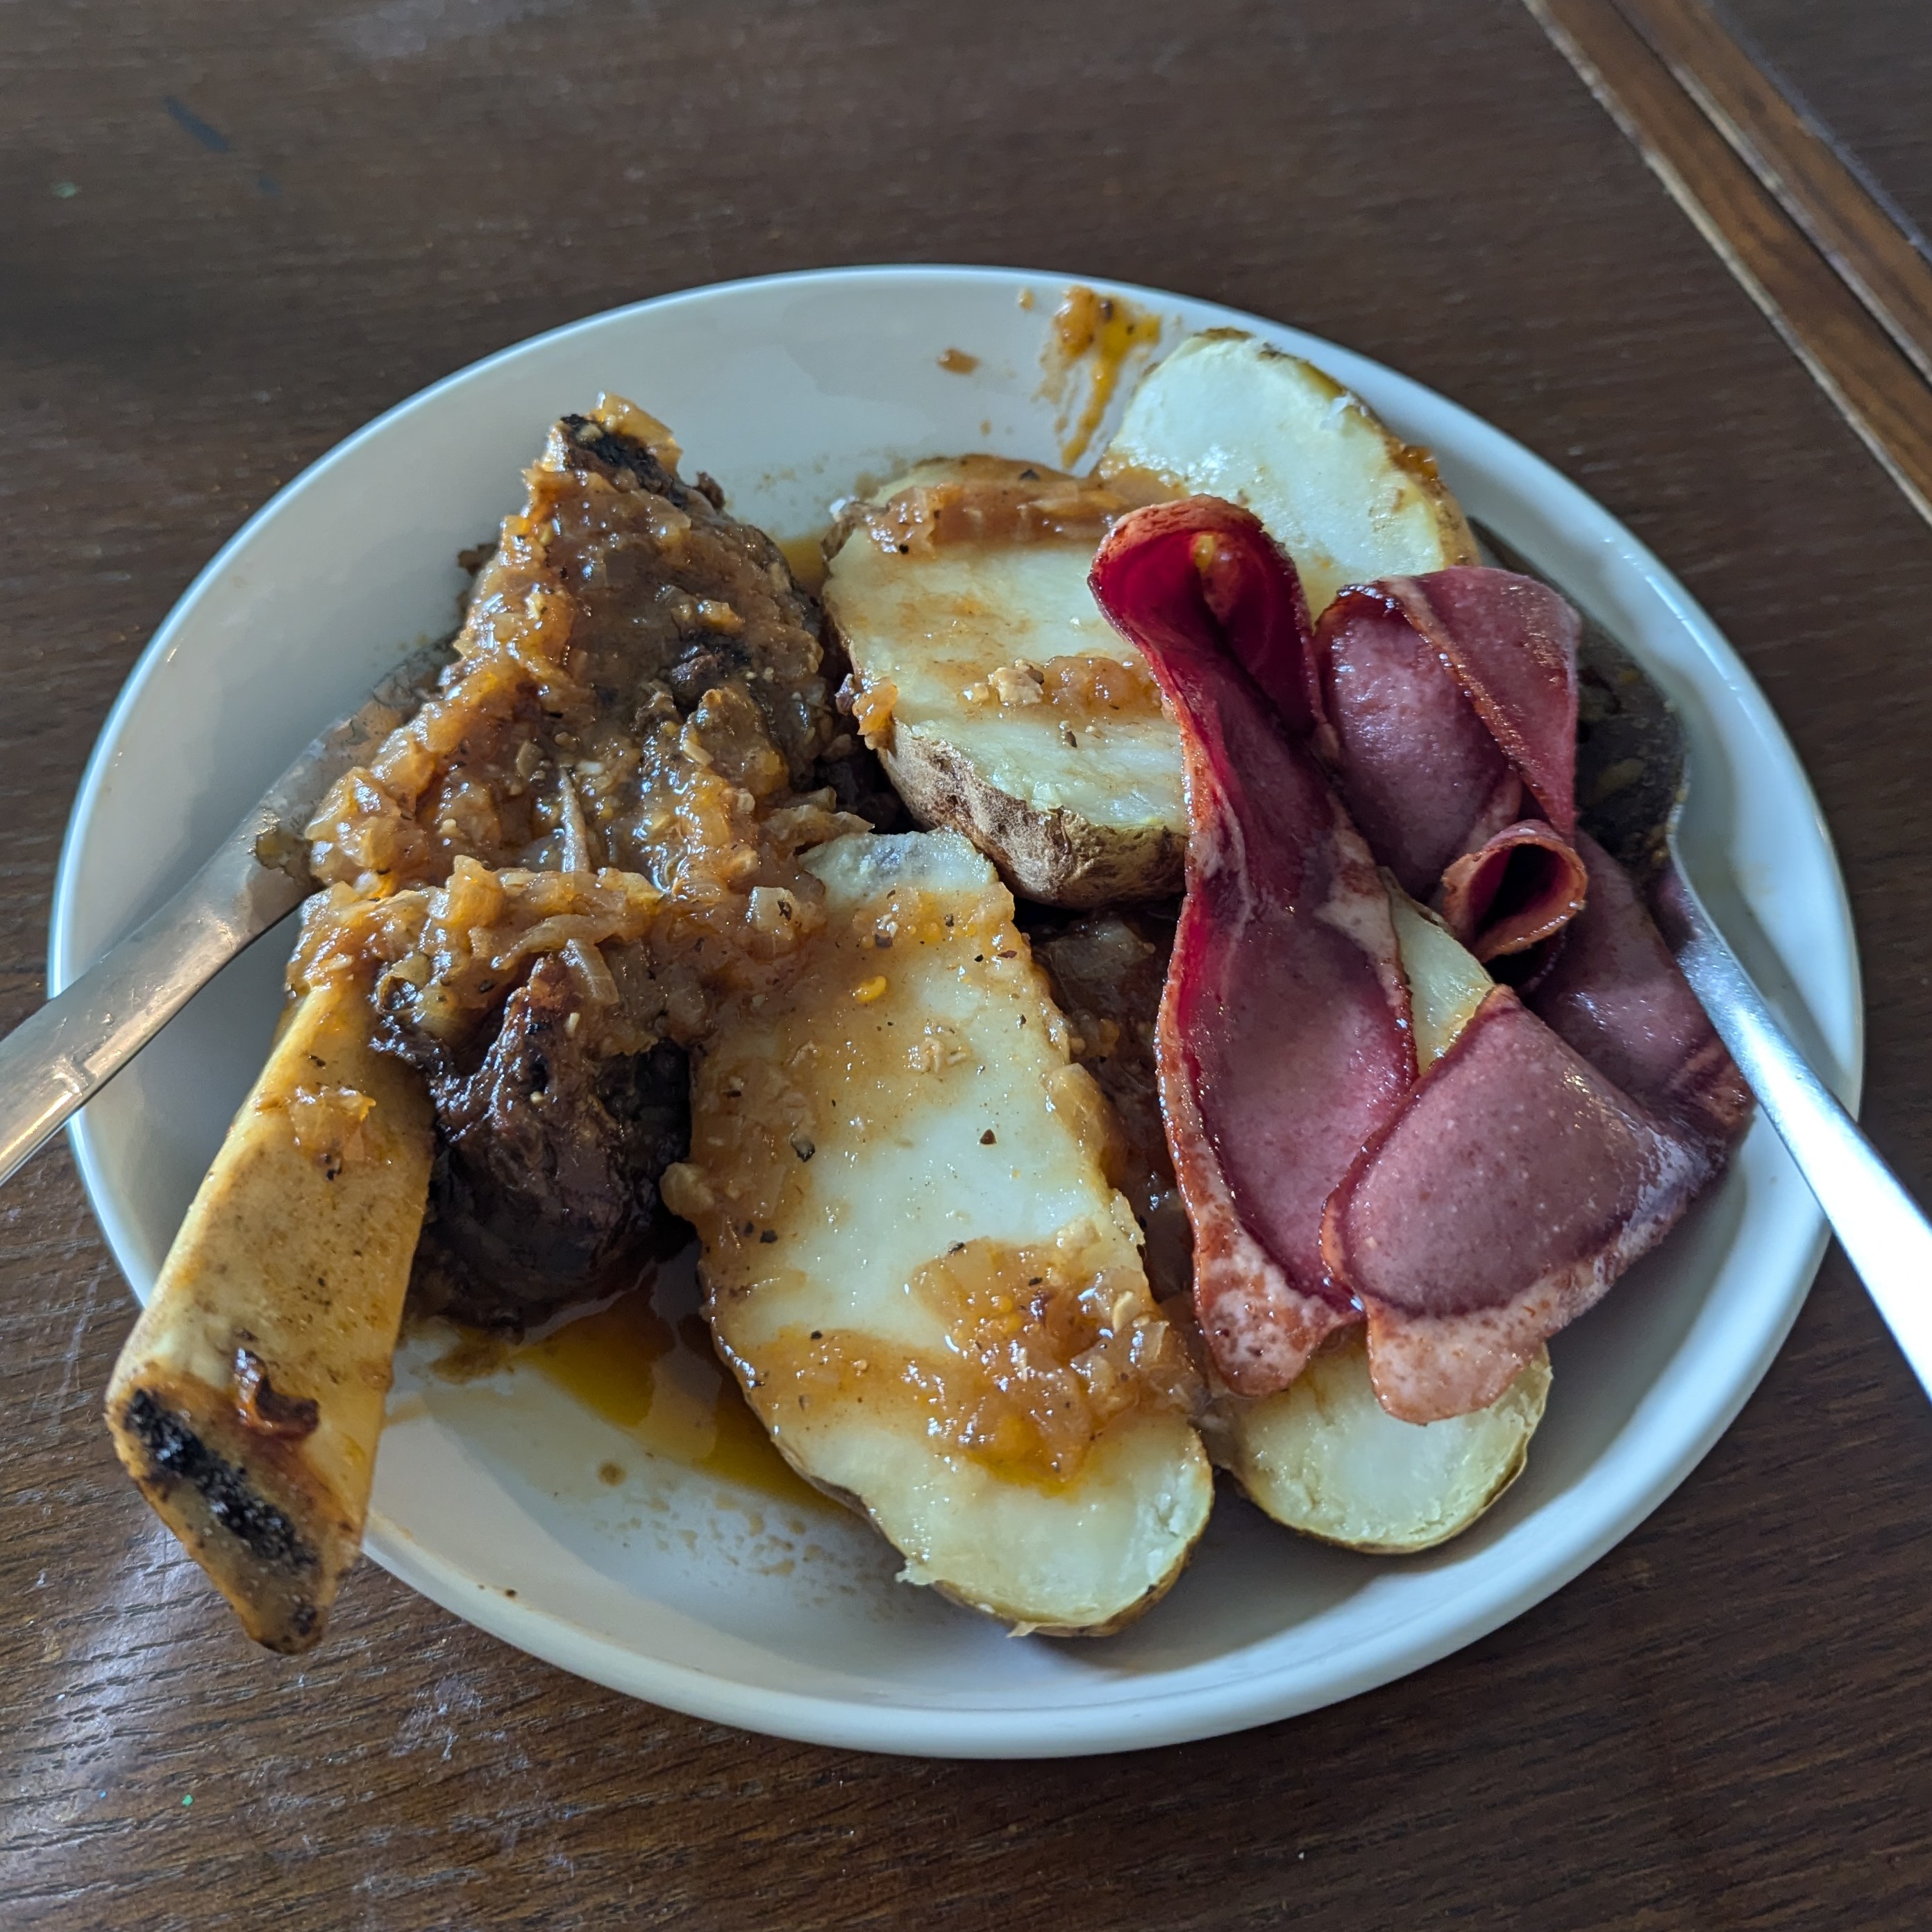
[1207,886,1552,1550]
[824,462,1185,840]
[664,830,1213,1633]
[1203,1330,1551,1554]
[1101,330,1479,615]
[1388,884,1493,1068]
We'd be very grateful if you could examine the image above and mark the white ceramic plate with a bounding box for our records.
[53,267,1859,1758]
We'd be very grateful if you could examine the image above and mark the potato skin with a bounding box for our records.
[879,719,1184,909]
[1203,1340,1552,1555]
[786,1451,1202,1638]
[930,1549,1198,1639]
[823,589,1186,909]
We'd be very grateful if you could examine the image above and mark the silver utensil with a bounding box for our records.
[1479,523,1932,1397]
[0,649,448,1191]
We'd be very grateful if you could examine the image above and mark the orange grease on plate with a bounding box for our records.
[1043,286,1162,468]
[520,1278,827,1511]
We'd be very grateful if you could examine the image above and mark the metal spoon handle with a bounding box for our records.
[0,829,305,1191]
[1666,871,1932,1397]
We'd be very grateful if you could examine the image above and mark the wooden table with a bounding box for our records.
[6,3,1931,1924]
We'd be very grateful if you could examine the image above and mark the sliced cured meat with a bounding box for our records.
[1095,504,1743,1423]
[1325,986,1708,1422]
[1438,820,1590,968]
[1316,590,1520,893]
[1184,501,1328,746]
[1315,568,1585,961]
[1384,569,1580,835]
[1091,498,1414,1395]
[1527,831,1752,1153]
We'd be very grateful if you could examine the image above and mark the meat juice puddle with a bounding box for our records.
[433,1248,826,1513]
[776,532,829,597]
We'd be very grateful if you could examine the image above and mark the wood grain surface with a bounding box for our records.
[1730,0,1932,241]
[1615,0,1932,385]
[4,2,1932,1926]
[1530,0,1932,523]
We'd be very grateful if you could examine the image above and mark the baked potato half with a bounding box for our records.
[823,334,1477,909]
[823,460,1186,908]
[1202,1329,1550,1554]
[1100,328,1479,616]
[663,829,1213,1633]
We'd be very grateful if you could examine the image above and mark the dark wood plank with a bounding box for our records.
[1616,0,1932,385]
[1727,0,1932,242]
[1529,0,1932,523]
[5,2,1932,1928]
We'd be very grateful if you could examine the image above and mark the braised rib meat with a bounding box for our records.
[397,959,693,1324]
[294,397,868,1326]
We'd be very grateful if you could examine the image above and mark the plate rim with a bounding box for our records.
[51,263,1860,1756]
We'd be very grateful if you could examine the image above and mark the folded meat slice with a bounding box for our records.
[1385,569,1581,832]
[1527,832,1754,1152]
[1325,986,1709,1422]
[1314,591,1517,889]
[1315,569,1587,964]
[1090,498,1415,1395]
[1436,818,1588,967]
[1325,832,1749,1422]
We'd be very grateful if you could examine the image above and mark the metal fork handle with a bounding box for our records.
[0,818,305,1191]
[0,644,448,1194]
[1665,868,1932,1398]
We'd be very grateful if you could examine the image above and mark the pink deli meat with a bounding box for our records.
[1092,498,1749,1422]
[1322,986,1712,1422]
[1089,499,1415,1395]
[1526,832,1753,1153]
[1323,838,1749,1420]
[1315,569,1587,963]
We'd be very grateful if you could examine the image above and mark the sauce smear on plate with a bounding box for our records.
[519,1263,827,1511]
